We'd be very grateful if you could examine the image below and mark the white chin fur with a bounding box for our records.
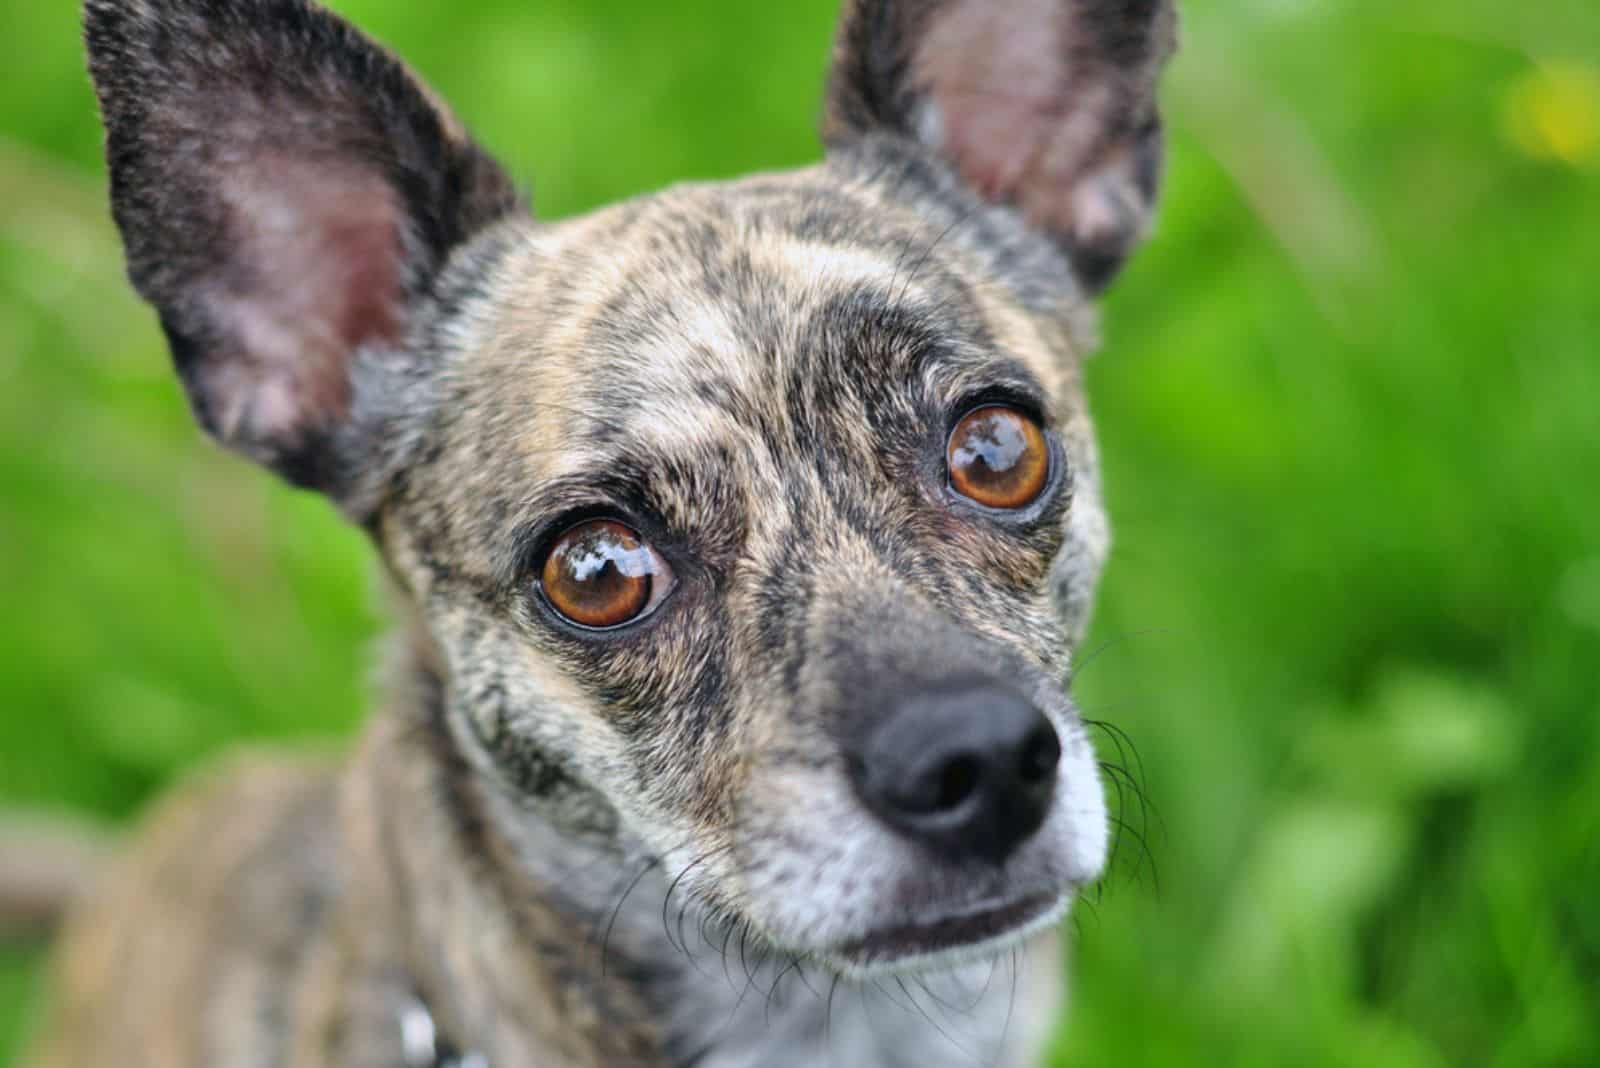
[713,716,1108,968]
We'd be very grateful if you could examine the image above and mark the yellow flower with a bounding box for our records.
[1501,61,1600,168]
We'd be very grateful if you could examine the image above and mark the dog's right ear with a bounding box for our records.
[84,0,521,500]
[823,0,1178,292]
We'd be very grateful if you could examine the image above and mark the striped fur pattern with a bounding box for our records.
[31,0,1175,1064]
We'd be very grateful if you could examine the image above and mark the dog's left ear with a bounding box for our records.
[84,0,521,501]
[823,0,1177,291]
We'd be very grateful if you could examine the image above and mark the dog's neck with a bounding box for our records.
[335,619,1058,1068]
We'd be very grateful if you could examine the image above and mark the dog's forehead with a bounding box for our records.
[458,164,1076,485]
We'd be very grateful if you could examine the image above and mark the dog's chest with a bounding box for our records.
[659,950,1062,1068]
[399,951,1056,1068]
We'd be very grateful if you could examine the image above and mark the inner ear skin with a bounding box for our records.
[84,0,523,498]
[191,155,409,450]
[823,0,1177,290]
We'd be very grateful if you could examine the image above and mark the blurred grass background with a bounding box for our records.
[2,0,1598,1064]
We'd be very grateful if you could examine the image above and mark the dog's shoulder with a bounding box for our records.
[30,752,344,1068]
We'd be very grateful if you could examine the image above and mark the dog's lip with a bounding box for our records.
[828,888,1061,966]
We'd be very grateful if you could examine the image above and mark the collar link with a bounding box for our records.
[400,996,489,1068]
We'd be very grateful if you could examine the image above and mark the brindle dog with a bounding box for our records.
[24,0,1175,1064]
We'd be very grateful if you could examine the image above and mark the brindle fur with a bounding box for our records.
[27,0,1175,1064]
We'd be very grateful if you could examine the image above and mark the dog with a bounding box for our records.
[19,0,1175,1064]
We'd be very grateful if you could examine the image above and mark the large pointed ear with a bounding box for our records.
[84,0,522,496]
[822,0,1177,292]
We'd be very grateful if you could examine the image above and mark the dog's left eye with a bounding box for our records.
[947,405,1051,510]
[539,519,675,630]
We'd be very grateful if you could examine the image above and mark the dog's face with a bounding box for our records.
[86,0,1174,976]
[389,164,1118,973]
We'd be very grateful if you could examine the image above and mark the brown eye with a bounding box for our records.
[540,519,674,629]
[947,405,1050,510]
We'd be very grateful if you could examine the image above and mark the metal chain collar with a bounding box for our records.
[400,997,490,1068]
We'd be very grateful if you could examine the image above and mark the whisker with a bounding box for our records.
[968,952,1003,1015]
[1108,813,1161,893]
[1084,717,1153,808]
[1067,627,1172,686]
[715,910,739,992]
[596,852,662,977]
[791,959,822,1001]
[661,843,733,960]
[1098,759,1157,865]
[910,972,966,1018]
[992,948,1020,1068]
[764,954,803,1025]
[893,975,974,1060]
[892,202,981,311]
[1098,757,1131,875]
[524,399,637,439]
[824,972,843,1048]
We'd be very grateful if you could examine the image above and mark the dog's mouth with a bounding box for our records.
[824,888,1065,975]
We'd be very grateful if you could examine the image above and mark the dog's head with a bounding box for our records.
[86,0,1174,976]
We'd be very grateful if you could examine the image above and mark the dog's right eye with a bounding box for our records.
[539,520,674,630]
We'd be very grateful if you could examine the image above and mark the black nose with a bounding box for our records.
[849,685,1062,864]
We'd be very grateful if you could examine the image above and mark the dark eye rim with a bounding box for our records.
[528,512,679,636]
[942,398,1067,520]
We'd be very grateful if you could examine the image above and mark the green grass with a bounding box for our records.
[3,1,1598,1064]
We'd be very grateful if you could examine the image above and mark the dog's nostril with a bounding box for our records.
[850,685,1061,864]
[1018,723,1062,784]
[936,753,982,811]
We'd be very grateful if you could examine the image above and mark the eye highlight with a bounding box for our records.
[539,519,674,630]
[947,405,1050,510]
